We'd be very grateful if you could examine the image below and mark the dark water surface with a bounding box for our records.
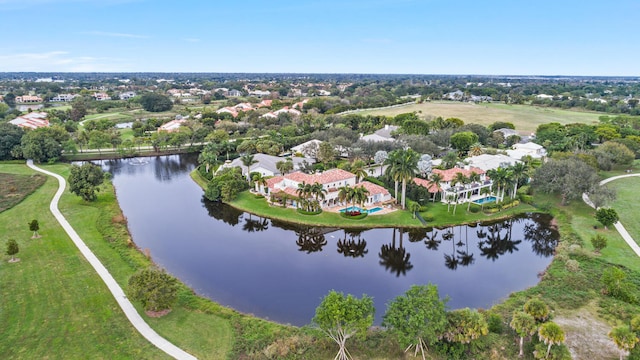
[102,154,558,326]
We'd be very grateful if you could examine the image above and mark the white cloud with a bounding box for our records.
[0,51,131,72]
[83,31,149,39]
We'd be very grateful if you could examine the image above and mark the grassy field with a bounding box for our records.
[0,172,46,212]
[357,101,604,134]
[0,163,235,359]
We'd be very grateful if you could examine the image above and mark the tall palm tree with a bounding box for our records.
[384,150,402,203]
[467,171,481,211]
[487,167,510,203]
[296,181,313,210]
[395,149,420,209]
[252,173,268,193]
[310,182,327,210]
[240,153,257,182]
[429,172,444,202]
[352,185,370,209]
[338,185,354,210]
[351,159,368,183]
[452,172,469,205]
[510,162,529,199]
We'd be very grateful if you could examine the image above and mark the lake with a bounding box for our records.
[102,154,558,326]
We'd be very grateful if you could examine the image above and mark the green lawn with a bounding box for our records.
[358,101,604,133]
[0,163,234,359]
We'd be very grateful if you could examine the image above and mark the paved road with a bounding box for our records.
[27,160,197,360]
[583,173,640,257]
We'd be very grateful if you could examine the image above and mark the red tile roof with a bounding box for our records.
[431,167,485,182]
[285,169,355,185]
[413,178,441,193]
[357,181,390,196]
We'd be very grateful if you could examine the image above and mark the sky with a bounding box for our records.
[1,0,638,76]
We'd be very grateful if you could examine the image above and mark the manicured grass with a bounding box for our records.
[0,162,235,359]
[0,163,168,359]
[0,172,46,213]
[83,112,135,123]
[358,101,604,133]
[227,189,538,229]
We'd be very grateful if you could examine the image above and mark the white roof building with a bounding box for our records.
[465,154,520,172]
[507,142,547,159]
[9,112,50,129]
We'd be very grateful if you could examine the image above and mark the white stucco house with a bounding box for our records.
[506,142,547,160]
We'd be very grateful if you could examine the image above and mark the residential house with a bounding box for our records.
[119,91,137,100]
[291,139,323,158]
[257,99,273,108]
[360,124,399,142]
[227,89,243,97]
[9,112,50,129]
[216,107,239,118]
[262,168,393,209]
[507,142,547,160]
[261,106,301,119]
[249,90,271,97]
[292,99,309,109]
[493,128,520,139]
[92,92,111,101]
[50,94,78,102]
[15,95,43,103]
[221,153,315,178]
[158,119,186,132]
[414,166,491,203]
[464,154,520,172]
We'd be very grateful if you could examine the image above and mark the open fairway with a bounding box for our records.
[0,163,234,359]
[357,101,604,134]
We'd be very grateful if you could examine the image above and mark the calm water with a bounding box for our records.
[102,154,558,326]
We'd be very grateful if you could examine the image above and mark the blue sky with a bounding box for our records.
[1,0,638,75]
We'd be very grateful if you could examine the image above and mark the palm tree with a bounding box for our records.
[409,202,421,219]
[429,172,443,202]
[468,143,483,157]
[276,158,294,175]
[296,181,313,210]
[384,150,402,203]
[252,173,268,193]
[391,149,419,209]
[537,322,565,359]
[240,153,257,182]
[608,326,639,360]
[310,182,327,211]
[351,159,368,183]
[352,185,370,209]
[198,142,220,174]
[510,162,529,199]
[338,185,354,208]
[487,167,510,203]
[467,171,481,211]
[453,172,469,205]
[510,311,537,357]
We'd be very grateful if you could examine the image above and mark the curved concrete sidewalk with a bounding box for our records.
[27,160,197,360]
[583,173,640,257]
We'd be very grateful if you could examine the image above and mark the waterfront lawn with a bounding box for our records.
[229,190,539,228]
[50,164,235,360]
[0,163,168,359]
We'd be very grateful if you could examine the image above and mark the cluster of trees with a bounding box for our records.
[313,286,571,360]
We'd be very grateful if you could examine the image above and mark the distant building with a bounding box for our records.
[157,119,186,132]
[220,153,315,178]
[15,95,43,103]
[50,94,78,102]
[506,142,547,160]
[92,92,111,101]
[119,91,137,100]
[360,125,399,142]
[9,112,50,129]
[227,89,243,97]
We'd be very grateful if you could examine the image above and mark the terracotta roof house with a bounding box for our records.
[414,166,493,203]
[9,112,50,129]
[216,107,239,118]
[261,168,393,209]
[15,95,43,103]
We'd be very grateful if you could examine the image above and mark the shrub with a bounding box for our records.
[485,311,504,334]
[128,267,178,312]
[591,235,608,253]
[296,208,322,215]
[601,267,638,304]
[565,259,580,272]
[340,212,368,220]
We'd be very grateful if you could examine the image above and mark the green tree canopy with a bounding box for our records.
[382,284,448,359]
[68,163,105,201]
[608,326,639,360]
[312,290,374,360]
[21,126,70,163]
[523,298,550,323]
[139,93,173,112]
[595,208,619,229]
[450,131,478,154]
[0,123,25,160]
[442,308,489,344]
[204,167,249,202]
[6,239,19,262]
[128,267,178,312]
[510,311,537,357]
[537,322,565,359]
[531,157,600,205]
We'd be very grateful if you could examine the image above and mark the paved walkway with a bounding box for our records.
[27,160,197,360]
[583,173,640,257]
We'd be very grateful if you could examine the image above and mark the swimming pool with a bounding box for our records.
[339,206,383,214]
[473,196,497,205]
